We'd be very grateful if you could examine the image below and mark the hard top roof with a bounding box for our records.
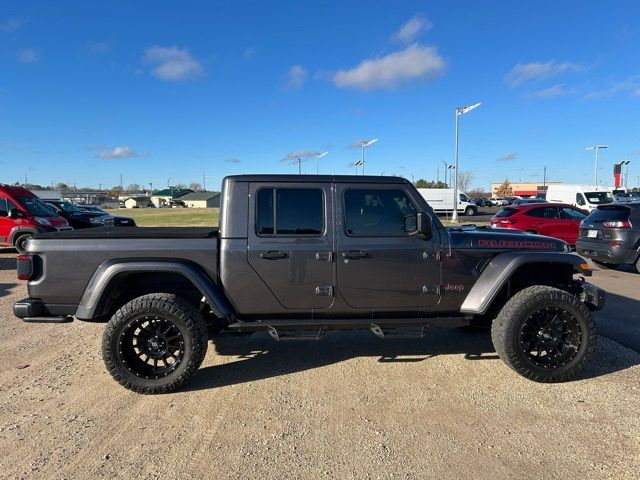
[223,174,409,184]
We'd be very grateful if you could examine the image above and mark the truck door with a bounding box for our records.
[247,182,335,309]
[335,184,441,309]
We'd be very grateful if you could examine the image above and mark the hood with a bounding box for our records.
[447,225,567,252]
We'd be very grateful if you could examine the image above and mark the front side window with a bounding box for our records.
[0,198,7,216]
[256,188,323,236]
[576,193,586,206]
[460,193,470,202]
[344,188,416,236]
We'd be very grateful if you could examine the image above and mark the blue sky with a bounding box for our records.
[1,0,639,192]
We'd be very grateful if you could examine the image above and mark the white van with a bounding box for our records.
[418,188,477,216]
[545,184,614,211]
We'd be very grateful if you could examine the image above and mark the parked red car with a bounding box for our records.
[490,203,588,245]
[0,185,72,252]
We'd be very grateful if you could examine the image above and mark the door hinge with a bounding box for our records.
[315,252,334,262]
[423,251,441,261]
[315,285,334,297]
[422,284,441,295]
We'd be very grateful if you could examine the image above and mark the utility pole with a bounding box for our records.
[119,173,123,196]
[452,102,481,222]
[203,173,206,192]
[543,166,547,189]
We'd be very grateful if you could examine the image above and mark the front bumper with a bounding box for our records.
[576,239,638,265]
[577,282,606,311]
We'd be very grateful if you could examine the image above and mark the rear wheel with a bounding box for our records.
[102,293,208,394]
[491,286,596,382]
[13,233,33,253]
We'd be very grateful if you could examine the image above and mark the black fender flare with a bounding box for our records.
[74,259,232,320]
[460,252,590,315]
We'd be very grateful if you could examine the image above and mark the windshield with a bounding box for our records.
[17,197,58,216]
[585,192,614,204]
[52,201,84,213]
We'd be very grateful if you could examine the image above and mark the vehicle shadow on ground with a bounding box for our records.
[0,282,18,298]
[0,256,16,271]
[186,328,499,392]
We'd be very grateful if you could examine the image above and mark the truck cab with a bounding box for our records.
[0,185,71,252]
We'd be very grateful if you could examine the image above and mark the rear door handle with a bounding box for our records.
[260,251,288,260]
[342,250,368,260]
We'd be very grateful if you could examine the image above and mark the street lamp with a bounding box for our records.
[621,160,631,189]
[316,151,328,174]
[448,164,455,188]
[452,102,481,222]
[586,145,608,185]
[360,138,379,175]
[354,159,363,175]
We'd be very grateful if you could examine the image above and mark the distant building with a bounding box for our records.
[123,196,153,208]
[150,188,193,207]
[33,190,62,200]
[179,192,221,208]
[491,181,562,197]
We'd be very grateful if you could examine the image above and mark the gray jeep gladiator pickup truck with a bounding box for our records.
[13,175,605,393]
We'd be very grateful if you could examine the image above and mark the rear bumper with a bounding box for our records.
[576,239,638,265]
[14,298,74,323]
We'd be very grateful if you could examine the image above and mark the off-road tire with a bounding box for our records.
[491,285,596,383]
[464,206,477,216]
[14,233,33,254]
[636,256,640,274]
[102,293,208,394]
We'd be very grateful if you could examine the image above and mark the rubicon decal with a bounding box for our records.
[477,239,556,249]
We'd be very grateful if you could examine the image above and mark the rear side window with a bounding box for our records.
[344,188,416,236]
[256,188,323,236]
[526,207,559,219]
[495,207,518,218]
[585,206,631,223]
[560,207,587,220]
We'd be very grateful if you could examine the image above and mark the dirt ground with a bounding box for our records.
[0,250,639,480]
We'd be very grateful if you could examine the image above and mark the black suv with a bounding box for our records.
[44,200,114,229]
[576,203,640,271]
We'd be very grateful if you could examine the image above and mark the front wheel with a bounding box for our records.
[102,293,209,394]
[464,206,477,216]
[14,233,33,253]
[491,286,596,383]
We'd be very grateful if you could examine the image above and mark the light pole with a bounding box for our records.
[295,156,302,175]
[360,138,379,175]
[621,160,631,189]
[441,161,450,186]
[586,145,608,185]
[452,102,481,222]
[448,165,455,188]
[316,151,328,174]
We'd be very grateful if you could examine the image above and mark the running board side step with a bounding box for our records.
[266,326,326,341]
[370,324,427,339]
[22,316,74,323]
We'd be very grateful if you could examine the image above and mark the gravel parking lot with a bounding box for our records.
[0,250,638,479]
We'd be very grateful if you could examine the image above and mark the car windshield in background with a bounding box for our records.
[53,202,84,213]
[17,197,57,216]
[585,192,614,204]
[586,206,631,222]
[495,207,518,217]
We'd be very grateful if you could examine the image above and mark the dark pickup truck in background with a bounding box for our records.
[14,175,604,393]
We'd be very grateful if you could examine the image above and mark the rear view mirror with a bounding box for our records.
[8,208,25,219]
[417,212,433,238]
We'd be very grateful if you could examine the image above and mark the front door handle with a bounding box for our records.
[260,251,288,260]
[342,250,368,260]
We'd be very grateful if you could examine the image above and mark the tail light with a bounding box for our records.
[16,254,33,281]
[499,219,516,225]
[603,220,631,228]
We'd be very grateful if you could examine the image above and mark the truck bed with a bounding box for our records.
[34,226,219,239]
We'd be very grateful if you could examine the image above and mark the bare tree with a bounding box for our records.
[189,182,203,192]
[457,171,474,192]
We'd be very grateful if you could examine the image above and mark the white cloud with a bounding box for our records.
[225,158,242,163]
[143,46,204,81]
[530,83,573,99]
[505,60,584,86]
[0,18,24,33]
[392,13,432,43]
[285,65,307,89]
[96,146,144,159]
[17,48,40,64]
[332,43,445,91]
[243,47,255,60]
[584,75,640,100]
[89,42,110,54]
[281,149,321,163]
[497,152,518,161]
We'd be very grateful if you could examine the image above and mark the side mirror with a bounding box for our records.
[8,208,25,219]
[416,212,433,238]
